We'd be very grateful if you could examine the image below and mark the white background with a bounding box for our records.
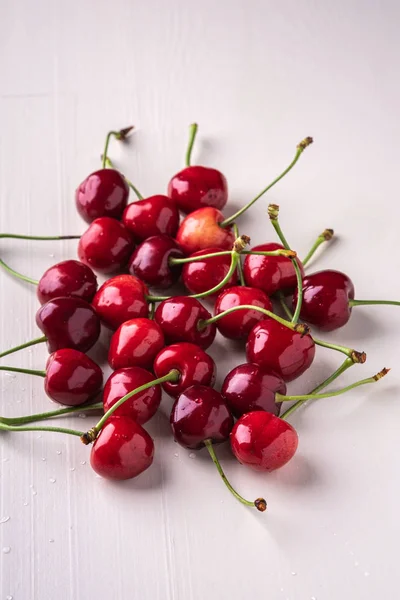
[1,1,400,599]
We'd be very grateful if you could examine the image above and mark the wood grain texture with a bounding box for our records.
[1,1,399,599]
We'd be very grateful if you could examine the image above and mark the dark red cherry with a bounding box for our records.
[78,217,134,274]
[103,367,161,424]
[176,207,235,255]
[246,319,315,382]
[45,349,103,406]
[243,242,305,295]
[214,286,273,340]
[170,385,233,449]
[154,296,216,349]
[92,274,149,330]
[37,260,98,305]
[182,247,237,296]
[75,169,129,223]
[221,363,285,418]
[122,195,180,242]
[128,235,183,289]
[108,318,165,370]
[230,411,298,472]
[168,166,228,214]
[90,416,154,480]
[153,342,216,397]
[36,297,101,353]
[293,269,355,332]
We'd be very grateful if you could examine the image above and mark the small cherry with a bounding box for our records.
[129,235,184,289]
[78,217,134,274]
[108,318,165,370]
[92,274,149,330]
[243,242,304,295]
[181,247,237,295]
[37,260,98,304]
[103,367,161,424]
[154,296,216,349]
[213,286,273,340]
[122,195,180,242]
[176,207,235,255]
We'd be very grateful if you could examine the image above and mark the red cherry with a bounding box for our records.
[246,319,315,382]
[154,296,216,349]
[122,195,180,242]
[103,367,161,424]
[293,270,355,332]
[181,247,237,295]
[45,349,103,406]
[243,242,304,295]
[128,235,183,288]
[78,217,134,274]
[230,411,298,472]
[153,342,216,397]
[37,260,98,305]
[176,207,235,255]
[90,416,154,480]
[92,275,149,330]
[170,385,233,449]
[36,297,101,353]
[168,166,228,214]
[214,286,273,340]
[221,363,285,418]
[108,318,165,370]
[75,169,129,223]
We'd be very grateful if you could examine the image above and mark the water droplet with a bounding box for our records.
[70,467,75,471]
[2,547,11,554]
[56,450,62,455]
[333,532,337,536]
[32,491,37,496]
[6,595,13,599]
[2,458,9,462]
[291,571,297,576]
[37,435,42,439]
[364,571,370,577]
[189,453,196,459]
[29,484,34,488]
[49,538,54,543]
[78,413,87,419]
[49,253,55,258]
[354,561,359,567]
[0,516,10,524]
[81,461,86,465]
[49,478,56,483]
[21,387,25,392]
[174,453,178,457]
[23,502,28,507]
[311,596,317,600]
[41,457,46,462]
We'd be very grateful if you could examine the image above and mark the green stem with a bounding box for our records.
[0,422,84,437]
[302,229,334,267]
[146,294,171,303]
[189,252,239,299]
[232,224,245,286]
[204,440,266,512]
[185,123,198,167]
[169,248,293,266]
[0,234,80,241]
[0,258,38,285]
[104,156,143,200]
[220,136,313,227]
[349,299,400,308]
[278,291,294,320]
[0,336,47,359]
[198,304,306,333]
[102,126,134,169]
[0,402,103,426]
[0,366,45,377]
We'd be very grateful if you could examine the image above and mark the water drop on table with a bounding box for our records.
[49,478,56,483]
[291,571,297,576]
[364,571,370,577]
[70,467,75,472]
[174,453,178,457]
[0,517,10,524]
[2,458,9,462]
[41,457,46,462]
[2,547,11,554]
[49,538,54,543]
[23,502,29,507]
[81,461,86,465]
[6,595,13,599]
[354,561,359,567]
[32,491,37,496]
[189,453,196,459]
[311,596,317,600]
[56,450,62,455]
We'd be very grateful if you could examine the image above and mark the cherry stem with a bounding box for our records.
[220,136,313,228]
[349,299,400,308]
[232,223,245,286]
[204,440,266,512]
[0,366,45,377]
[102,126,134,170]
[103,156,143,200]
[189,251,239,300]
[0,402,103,426]
[185,123,198,167]
[302,229,334,267]
[0,336,47,359]
[0,234,80,241]
[169,248,295,266]
[0,258,39,286]
[0,422,84,437]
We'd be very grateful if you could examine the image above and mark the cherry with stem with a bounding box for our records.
[104,156,143,200]
[302,229,334,267]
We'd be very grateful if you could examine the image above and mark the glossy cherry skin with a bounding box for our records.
[78,217,134,274]
[75,169,129,223]
[176,207,235,255]
[37,260,98,305]
[293,270,355,332]
[182,247,237,296]
[36,297,101,353]
[108,318,165,370]
[214,286,273,340]
[92,275,149,330]
[153,342,216,397]
[246,319,315,382]
[243,242,305,295]
[45,349,103,406]
[154,296,216,349]
[230,411,298,472]
[168,166,228,214]
[90,416,154,480]
[128,235,183,289]
[103,367,161,424]
[221,363,285,418]
[171,385,234,449]
[122,195,180,242]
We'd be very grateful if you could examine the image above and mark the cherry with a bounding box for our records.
[230,411,298,472]
[75,169,129,223]
[90,416,154,480]
[153,342,216,397]
[176,207,235,255]
[221,363,285,418]
[92,274,149,330]
[181,247,237,295]
[154,296,216,349]
[108,318,165,370]
[122,195,180,242]
[103,367,161,424]
[246,319,315,382]
[243,242,305,295]
[170,385,233,449]
[37,260,98,305]
[128,235,183,289]
[78,217,134,274]
[213,286,273,340]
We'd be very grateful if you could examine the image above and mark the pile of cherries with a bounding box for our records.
[0,124,396,511]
